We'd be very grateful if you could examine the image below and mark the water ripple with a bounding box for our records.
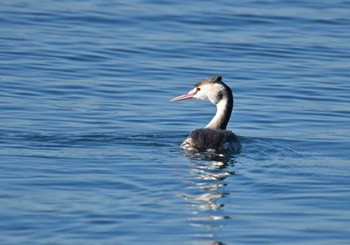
[1,0,350,244]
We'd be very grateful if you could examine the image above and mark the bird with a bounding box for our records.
[170,76,241,154]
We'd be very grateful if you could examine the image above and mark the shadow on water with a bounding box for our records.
[180,150,238,245]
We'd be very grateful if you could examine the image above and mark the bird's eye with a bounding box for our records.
[197,87,201,92]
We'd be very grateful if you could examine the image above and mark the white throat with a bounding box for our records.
[205,98,230,129]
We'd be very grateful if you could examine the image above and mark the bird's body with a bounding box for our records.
[170,76,241,154]
[181,128,240,153]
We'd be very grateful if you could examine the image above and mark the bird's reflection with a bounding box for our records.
[183,153,237,244]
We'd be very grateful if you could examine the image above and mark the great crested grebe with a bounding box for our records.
[170,76,241,154]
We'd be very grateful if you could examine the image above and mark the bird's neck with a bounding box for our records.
[205,96,233,130]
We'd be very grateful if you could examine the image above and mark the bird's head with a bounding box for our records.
[170,76,229,105]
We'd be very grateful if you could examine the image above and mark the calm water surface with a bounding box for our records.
[1,0,350,244]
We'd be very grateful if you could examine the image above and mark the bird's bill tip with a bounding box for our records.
[170,93,194,102]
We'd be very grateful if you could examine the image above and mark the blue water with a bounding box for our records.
[1,0,350,244]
